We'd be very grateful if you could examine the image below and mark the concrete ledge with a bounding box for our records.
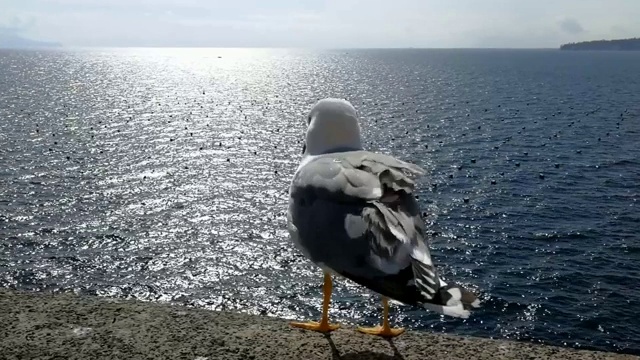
[0,289,636,360]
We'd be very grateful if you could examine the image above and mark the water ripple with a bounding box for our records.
[1,48,639,355]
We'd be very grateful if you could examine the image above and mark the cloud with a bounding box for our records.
[0,15,35,36]
[558,17,585,34]
[0,25,16,36]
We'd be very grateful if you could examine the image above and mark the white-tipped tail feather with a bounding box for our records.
[410,248,481,318]
[419,280,481,318]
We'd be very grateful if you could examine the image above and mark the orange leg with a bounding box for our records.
[290,272,340,333]
[357,297,405,338]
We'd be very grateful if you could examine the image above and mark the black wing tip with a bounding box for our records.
[415,281,481,319]
[435,283,482,309]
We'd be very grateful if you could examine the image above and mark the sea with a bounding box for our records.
[0,48,638,355]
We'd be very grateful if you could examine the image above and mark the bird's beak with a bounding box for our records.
[302,142,307,154]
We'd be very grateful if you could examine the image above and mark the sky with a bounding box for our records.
[1,0,639,48]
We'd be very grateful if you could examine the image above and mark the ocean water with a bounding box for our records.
[0,48,638,354]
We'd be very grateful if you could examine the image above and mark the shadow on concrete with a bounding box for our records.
[325,334,406,360]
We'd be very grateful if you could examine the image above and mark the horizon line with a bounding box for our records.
[1,45,561,50]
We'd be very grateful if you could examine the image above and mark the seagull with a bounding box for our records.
[287,98,480,337]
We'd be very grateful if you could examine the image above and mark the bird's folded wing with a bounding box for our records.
[289,151,432,280]
[289,151,481,315]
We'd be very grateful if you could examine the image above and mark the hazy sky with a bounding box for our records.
[1,0,639,48]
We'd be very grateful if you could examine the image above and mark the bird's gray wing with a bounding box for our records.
[288,151,479,317]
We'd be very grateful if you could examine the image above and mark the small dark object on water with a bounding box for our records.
[554,163,560,168]
[490,180,496,185]
[471,159,476,163]
[539,173,545,179]
[463,197,470,203]
[515,162,520,167]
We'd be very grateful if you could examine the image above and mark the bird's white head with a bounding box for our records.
[304,98,363,156]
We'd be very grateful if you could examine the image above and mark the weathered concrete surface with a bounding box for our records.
[0,289,637,360]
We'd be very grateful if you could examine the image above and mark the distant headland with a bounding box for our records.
[560,38,640,51]
[0,34,61,49]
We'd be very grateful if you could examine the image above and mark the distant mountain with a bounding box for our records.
[0,34,61,49]
[560,38,640,51]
